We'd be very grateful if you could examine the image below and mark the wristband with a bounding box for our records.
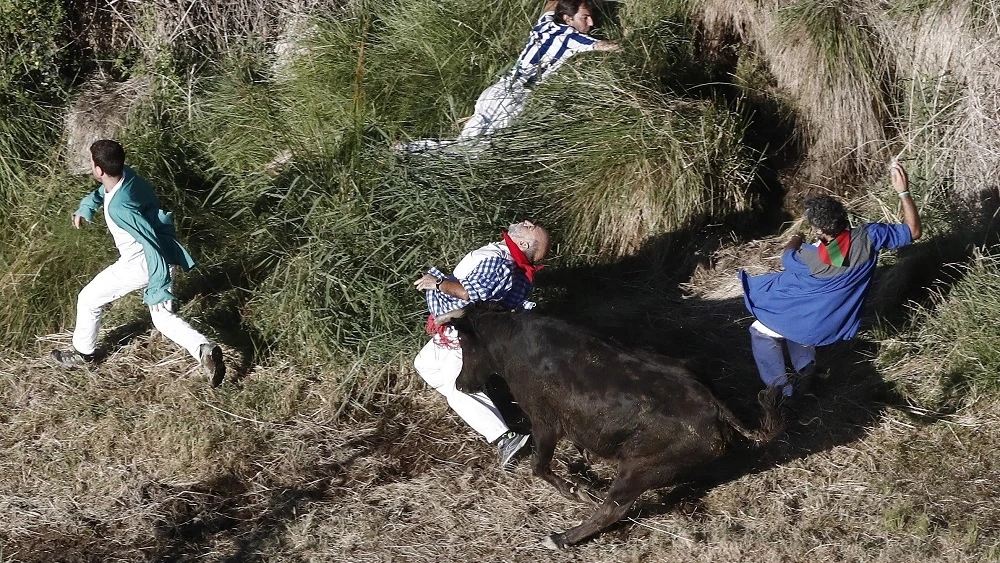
[897,191,910,198]
[435,278,443,290]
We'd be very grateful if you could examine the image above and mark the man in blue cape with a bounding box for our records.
[741,162,921,408]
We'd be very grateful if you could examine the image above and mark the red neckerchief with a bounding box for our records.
[501,230,544,282]
[817,230,851,266]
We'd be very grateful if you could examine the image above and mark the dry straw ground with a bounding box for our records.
[3,243,999,561]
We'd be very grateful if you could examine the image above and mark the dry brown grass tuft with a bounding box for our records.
[62,77,153,174]
[695,0,1000,222]
[698,0,893,185]
[879,0,1000,209]
[4,274,999,561]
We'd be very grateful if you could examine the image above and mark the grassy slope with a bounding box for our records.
[2,0,1000,560]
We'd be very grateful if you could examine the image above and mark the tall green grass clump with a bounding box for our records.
[878,248,1000,410]
[0,1,88,347]
[184,0,587,363]
[193,63,287,189]
[0,0,69,204]
[0,173,112,348]
[278,0,615,146]
[482,62,757,259]
[244,148,546,364]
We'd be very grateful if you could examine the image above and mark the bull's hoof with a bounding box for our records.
[542,533,566,550]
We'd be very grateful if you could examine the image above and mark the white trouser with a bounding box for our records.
[750,320,816,397]
[458,80,528,140]
[72,258,210,359]
[413,332,509,443]
[395,81,527,153]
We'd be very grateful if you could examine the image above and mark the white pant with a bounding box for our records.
[396,81,529,153]
[72,258,210,359]
[750,320,816,397]
[458,80,529,139]
[413,332,509,443]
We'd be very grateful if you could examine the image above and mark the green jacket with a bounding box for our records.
[74,166,196,305]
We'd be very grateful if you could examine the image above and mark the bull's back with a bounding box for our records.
[487,314,729,461]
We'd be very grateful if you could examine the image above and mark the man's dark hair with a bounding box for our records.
[555,0,592,25]
[803,195,850,236]
[90,140,126,177]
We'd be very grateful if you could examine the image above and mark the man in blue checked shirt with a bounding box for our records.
[413,220,550,469]
[397,0,618,152]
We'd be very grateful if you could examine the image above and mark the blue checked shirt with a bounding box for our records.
[425,242,535,317]
[506,11,599,89]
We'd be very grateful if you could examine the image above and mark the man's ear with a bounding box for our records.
[563,13,572,25]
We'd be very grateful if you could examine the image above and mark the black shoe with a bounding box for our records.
[199,343,226,388]
[494,431,530,470]
[50,348,94,369]
[794,375,814,399]
[789,362,817,399]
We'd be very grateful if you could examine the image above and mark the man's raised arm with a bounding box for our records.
[891,162,922,241]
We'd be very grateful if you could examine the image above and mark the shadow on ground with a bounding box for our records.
[493,220,978,542]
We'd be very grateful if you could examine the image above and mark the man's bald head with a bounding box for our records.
[508,220,550,264]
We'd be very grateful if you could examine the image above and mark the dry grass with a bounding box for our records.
[696,0,892,184]
[62,77,154,174]
[694,0,1000,219]
[4,261,1000,561]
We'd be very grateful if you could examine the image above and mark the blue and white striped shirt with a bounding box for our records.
[425,242,535,317]
[506,11,599,88]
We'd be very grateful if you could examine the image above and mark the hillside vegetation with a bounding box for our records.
[1,0,1000,560]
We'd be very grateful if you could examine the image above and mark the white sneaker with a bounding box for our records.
[495,431,530,470]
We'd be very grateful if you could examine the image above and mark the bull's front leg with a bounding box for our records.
[531,425,591,504]
[544,461,668,549]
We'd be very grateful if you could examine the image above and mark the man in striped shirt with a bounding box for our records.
[398,0,618,151]
[413,220,550,468]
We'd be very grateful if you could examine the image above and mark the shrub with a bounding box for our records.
[878,247,1000,410]
[0,0,68,204]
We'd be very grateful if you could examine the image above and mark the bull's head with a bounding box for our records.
[435,305,500,394]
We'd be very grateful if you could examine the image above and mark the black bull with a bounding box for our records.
[440,305,778,548]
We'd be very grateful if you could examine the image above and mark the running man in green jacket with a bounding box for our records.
[50,140,225,387]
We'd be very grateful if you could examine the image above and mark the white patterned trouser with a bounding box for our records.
[396,81,528,152]
[72,258,210,359]
[458,80,529,140]
[413,329,509,443]
[750,320,816,397]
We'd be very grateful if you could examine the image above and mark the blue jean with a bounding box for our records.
[750,322,816,397]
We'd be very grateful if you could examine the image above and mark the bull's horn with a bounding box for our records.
[434,307,468,326]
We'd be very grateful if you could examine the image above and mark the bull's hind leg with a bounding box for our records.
[532,425,591,503]
[543,461,670,549]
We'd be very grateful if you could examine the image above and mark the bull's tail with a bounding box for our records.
[716,399,782,445]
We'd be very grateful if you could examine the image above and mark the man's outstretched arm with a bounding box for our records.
[892,161,922,241]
